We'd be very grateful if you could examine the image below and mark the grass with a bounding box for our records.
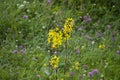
[0,0,120,80]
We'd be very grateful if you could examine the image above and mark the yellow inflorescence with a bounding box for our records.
[48,27,63,48]
[72,61,79,70]
[49,55,59,69]
[63,18,74,41]
[75,61,79,70]
[48,18,74,48]
[99,44,105,49]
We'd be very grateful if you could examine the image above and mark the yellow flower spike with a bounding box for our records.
[63,18,74,41]
[48,27,63,48]
[49,55,60,69]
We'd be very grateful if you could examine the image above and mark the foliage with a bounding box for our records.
[0,0,120,80]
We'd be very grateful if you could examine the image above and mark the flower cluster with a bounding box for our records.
[63,18,74,40]
[13,45,25,54]
[83,15,92,23]
[49,55,59,69]
[72,61,80,70]
[88,69,99,77]
[48,28,63,48]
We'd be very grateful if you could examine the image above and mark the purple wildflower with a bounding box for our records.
[20,49,25,54]
[19,45,24,49]
[87,18,92,23]
[22,15,28,19]
[70,71,74,76]
[13,50,18,54]
[88,72,93,77]
[116,50,120,55]
[84,64,88,69]
[83,15,87,20]
[47,0,51,4]
[75,49,80,54]
[92,69,98,74]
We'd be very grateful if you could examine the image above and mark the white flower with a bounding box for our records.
[81,46,85,49]
[91,41,95,45]
[101,74,104,78]
[23,1,27,4]
[17,4,19,6]
[18,4,24,9]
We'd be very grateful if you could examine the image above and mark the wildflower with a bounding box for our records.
[47,0,51,4]
[91,41,95,45]
[49,55,59,69]
[43,63,47,67]
[13,50,18,54]
[75,49,80,54]
[36,75,40,79]
[63,18,74,41]
[48,27,63,48]
[22,15,28,19]
[20,49,25,54]
[99,44,105,49]
[19,45,24,49]
[54,51,59,54]
[88,72,93,77]
[116,50,120,55]
[23,1,27,4]
[18,4,24,9]
[92,69,99,74]
[100,74,104,78]
[84,64,88,69]
[75,62,79,70]
[87,18,92,23]
[70,71,74,76]
[83,15,87,20]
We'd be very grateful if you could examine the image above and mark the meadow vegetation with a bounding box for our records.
[0,0,120,80]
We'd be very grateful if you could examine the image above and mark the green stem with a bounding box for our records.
[64,40,68,74]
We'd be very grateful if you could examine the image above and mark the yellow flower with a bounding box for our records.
[75,62,79,66]
[99,44,105,49]
[43,63,46,67]
[75,67,79,70]
[48,28,63,48]
[49,55,59,69]
[61,78,64,80]
[74,62,79,70]
[63,18,74,41]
